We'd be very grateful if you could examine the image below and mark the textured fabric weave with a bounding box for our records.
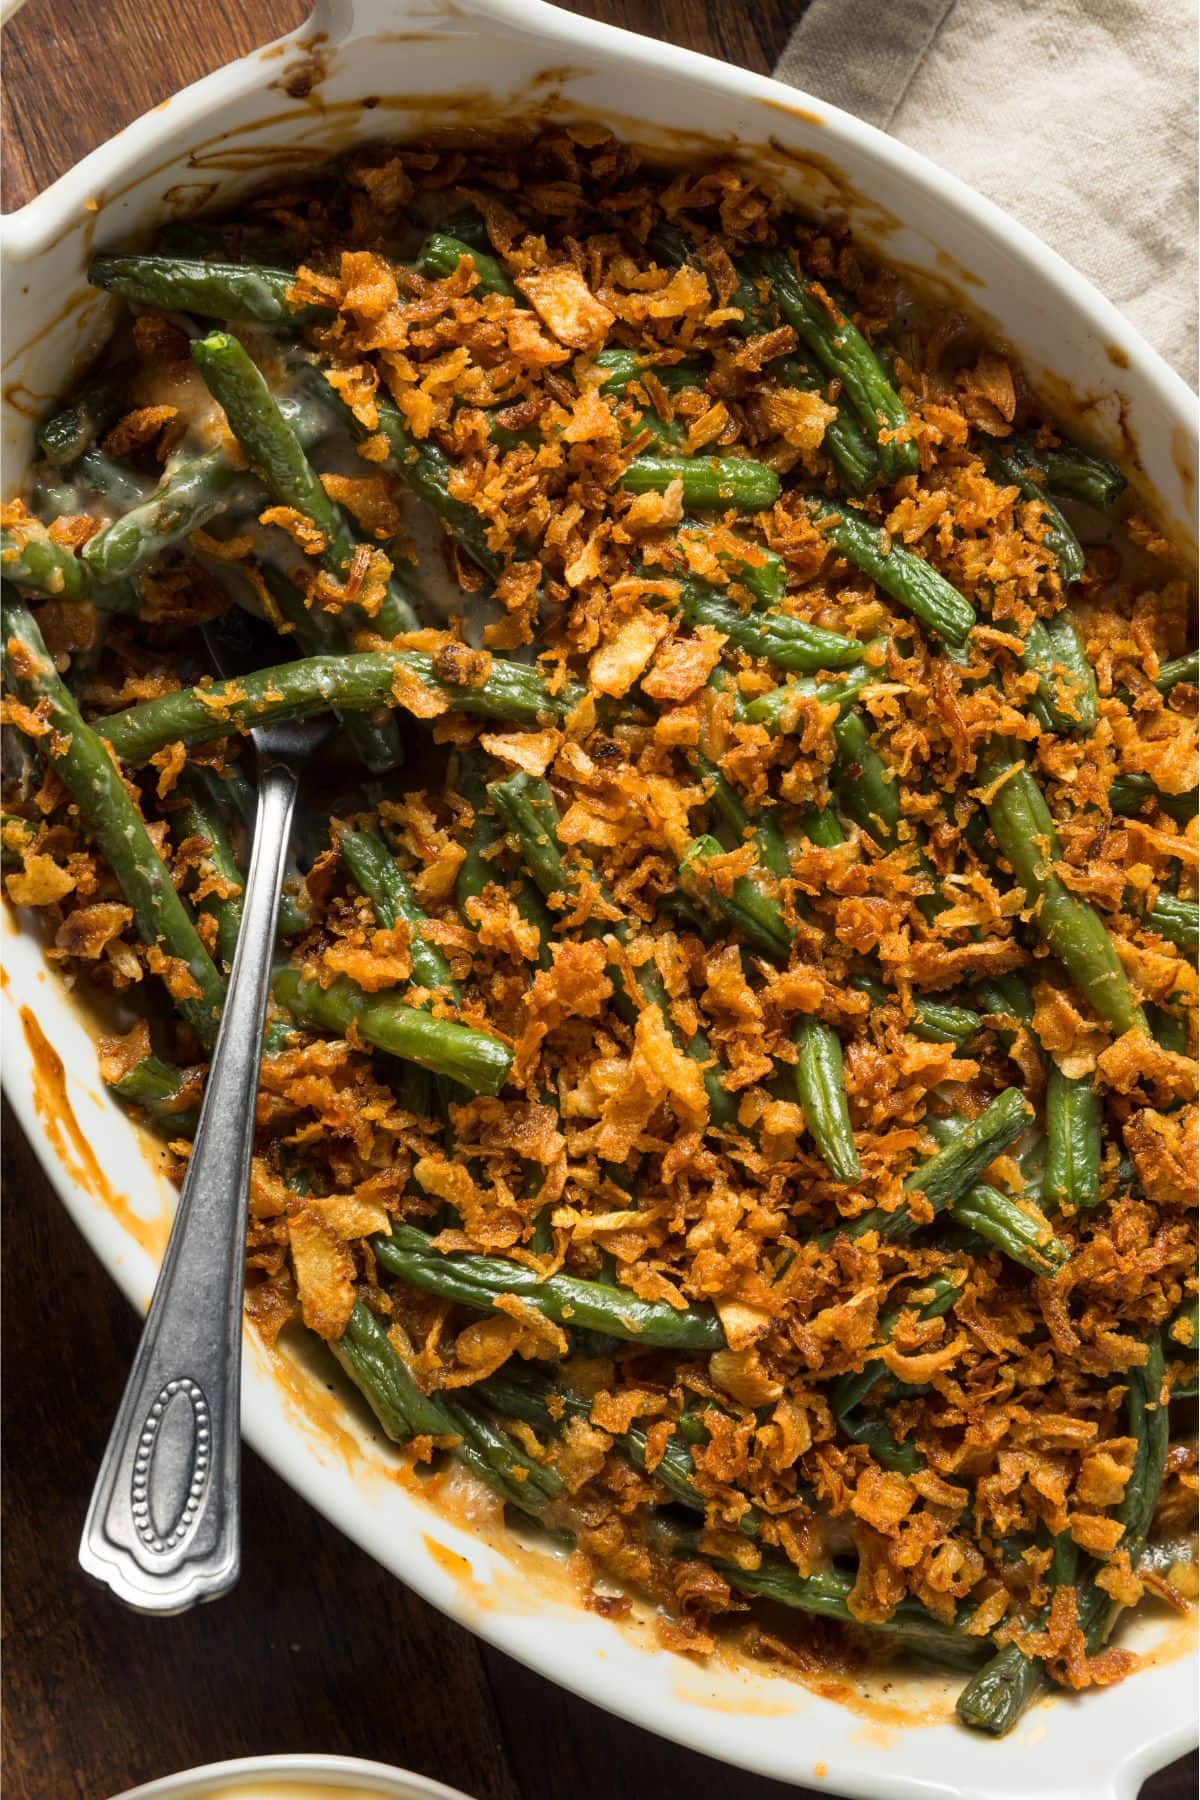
[775,0,1198,385]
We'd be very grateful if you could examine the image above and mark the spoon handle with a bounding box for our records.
[79,763,298,1613]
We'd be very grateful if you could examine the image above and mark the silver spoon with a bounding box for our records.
[79,615,334,1613]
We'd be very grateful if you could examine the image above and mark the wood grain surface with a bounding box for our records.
[1,4,1194,1799]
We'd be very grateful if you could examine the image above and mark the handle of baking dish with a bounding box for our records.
[308,0,574,41]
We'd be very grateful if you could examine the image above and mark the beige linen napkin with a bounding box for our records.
[776,0,1198,386]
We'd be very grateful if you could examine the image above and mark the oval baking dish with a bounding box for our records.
[2,3,1196,1796]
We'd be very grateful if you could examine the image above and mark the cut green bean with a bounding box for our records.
[595,349,705,397]
[621,454,780,511]
[334,1302,558,1517]
[978,740,1148,1036]
[89,253,329,327]
[1108,773,1198,823]
[1043,1063,1102,1210]
[272,966,510,1097]
[949,1183,1069,1274]
[81,450,250,583]
[808,498,975,643]
[774,355,880,495]
[99,648,579,764]
[743,662,877,734]
[820,1088,1032,1248]
[680,834,793,963]
[659,1526,984,1669]
[1155,650,1199,695]
[2,528,137,611]
[190,331,417,635]
[676,578,865,672]
[341,827,459,998]
[110,1052,203,1136]
[744,249,918,482]
[36,365,129,467]
[985,446,1085,584]
[171,769,246,969]
[792,1015,860,1182]
[416,232,516,298]
[489,772,735,1128]
[1,591,224,1046]
[1147,893,1199,952]
[850,974,981,1046]
[372,1222,724,1350]
[1006,434,1125,512]
[1021,613,1098,734]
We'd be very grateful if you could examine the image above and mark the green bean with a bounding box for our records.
[978,740,1148,1035]
[80,450,250,583]
[89,253,329,327]
[680,834,793,963]
[795,803,846,849]
[792,1015,860,1182]
[621,453,780,511]
[676,578,865,672]
[272,966,510,1097]
[1108,773,1198,823]
[110,1052,203,1136]
[835,1273,961,1420]
[694,753,790,879]
[333,1302,558,1517]
[820,1088,1032,1249]
[453,751,552,963]
[1,591,224,1047]
[949,1183,1069,1274]
[372,1222,724,1350]
[984,446,1085,584]
[833,709,901,845]
[658,1526,984,1669]
[774,355,880,495]
[595,349,705,397]
[416,232,517,298]
[99,648,579,763]
[1021,613,1098,734]
[340,827,459,998]
[474,1367,745,1529]
[955,1533,1077,1736]
[850,974,981,1046]
[1005,434,1125,512]
[807,498,975,643]
[256,564,403,773]
[1147,893,1199,952]
[744,249,918,482]
[170,769,246,969]
[36,365,128,466]
[743,662,877,734]
[957,1334,1166,1735]
[190,331,417,635]
[327,382,504,581]
[489,772,736,1127]
[1155,650,1199,694]
[1043,1063,1102,1210]
[1,529,137,611]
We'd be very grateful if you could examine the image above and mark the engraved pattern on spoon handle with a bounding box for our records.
[79,764,298,1614]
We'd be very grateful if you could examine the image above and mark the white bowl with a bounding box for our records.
[2,4,1196,1797]
[109,1753,472,1800]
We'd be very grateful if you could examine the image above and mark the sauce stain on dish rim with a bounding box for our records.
[18,1003,171,1262]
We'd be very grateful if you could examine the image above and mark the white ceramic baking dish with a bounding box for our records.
[2,3,1196,1796]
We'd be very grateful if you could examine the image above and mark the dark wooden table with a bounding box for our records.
[1,4,1194,1797]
